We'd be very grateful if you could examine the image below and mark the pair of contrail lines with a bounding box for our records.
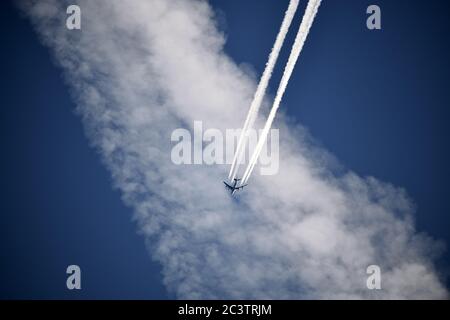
[228,0,300,181]
[241,0,322,184]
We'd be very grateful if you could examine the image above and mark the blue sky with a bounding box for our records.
[1,0,449,299]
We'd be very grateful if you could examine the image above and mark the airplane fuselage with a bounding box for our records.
[223,178,247,195]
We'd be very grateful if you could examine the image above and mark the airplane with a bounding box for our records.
[223,178,247,195]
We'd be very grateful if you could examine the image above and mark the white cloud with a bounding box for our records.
[20,0,448,299]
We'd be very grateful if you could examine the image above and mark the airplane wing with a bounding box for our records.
[223,181,247,194]
[223,181,233,189]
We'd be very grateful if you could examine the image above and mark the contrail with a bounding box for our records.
[242,0,322,184]
[228,0,299,181]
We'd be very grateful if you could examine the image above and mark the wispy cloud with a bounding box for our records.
[20,0,448,299]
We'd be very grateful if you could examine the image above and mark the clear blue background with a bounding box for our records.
[1,0,449,298]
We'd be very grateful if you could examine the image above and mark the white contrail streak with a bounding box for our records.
[228,0,300,181]
[242,0,322,184]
